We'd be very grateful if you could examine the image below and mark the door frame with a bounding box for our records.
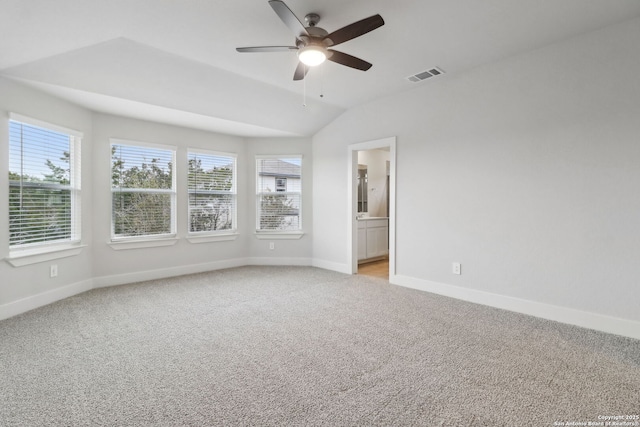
[347,136,396,276]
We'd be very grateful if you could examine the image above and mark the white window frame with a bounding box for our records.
[6,113,83,265]
[109,139,177,246]
[187,148,238,243]
[255,155,303,239]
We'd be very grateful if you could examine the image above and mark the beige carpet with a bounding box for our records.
[1,266,638,426]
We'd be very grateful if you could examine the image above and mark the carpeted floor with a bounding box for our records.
[1,266,638,426]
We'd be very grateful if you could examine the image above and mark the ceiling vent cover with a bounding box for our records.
[406,67,445,83]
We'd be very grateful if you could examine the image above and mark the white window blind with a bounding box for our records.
[8,118,81,248]
[256,156,302,231]
[111,141,176,239]
[188,150,237,233]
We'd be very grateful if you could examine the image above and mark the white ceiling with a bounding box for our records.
[2,0,640,137]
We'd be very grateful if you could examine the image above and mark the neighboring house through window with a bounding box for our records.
[8,115,82,250]
[111,140,176,240]
[188,149,237,234]
[256,156,302,232]
[275,177,287,192]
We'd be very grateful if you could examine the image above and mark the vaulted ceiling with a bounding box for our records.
[3,0,640,137]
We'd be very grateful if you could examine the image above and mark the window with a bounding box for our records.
[111,140,176,239]
[8,116,81,249]
[188,150,237,234]
[256,156,302,232]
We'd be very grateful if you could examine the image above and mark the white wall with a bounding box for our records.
[3,17,640,339]
[246,138,313,262]
[0,77,94,310]
[91,113,249,285]
[313,17,640,337]
[0,80,313,318]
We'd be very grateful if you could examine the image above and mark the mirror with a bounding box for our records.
[357,166,368,213]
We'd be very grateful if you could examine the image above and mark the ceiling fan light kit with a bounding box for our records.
[236,0,384,80]
[298,45,327,66]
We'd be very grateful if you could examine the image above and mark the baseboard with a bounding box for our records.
[0,279,93,321]
[92,258,248,288]
[391,274,640,340]
[11,263,635,341]
[2,258,319,319]
[93,257,314,288]
[312,258,351,274]
[245,257,313,267]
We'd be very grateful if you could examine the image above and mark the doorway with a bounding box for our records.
[347,137,396,278]
[358,258,389,279]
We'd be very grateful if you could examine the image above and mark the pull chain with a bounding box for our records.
[302,64,307,107]
[320,63,324,99]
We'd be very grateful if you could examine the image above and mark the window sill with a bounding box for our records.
[108,237,179,251]
[5,244,87,267]
[186,233,239,244]
[254,231,305,240]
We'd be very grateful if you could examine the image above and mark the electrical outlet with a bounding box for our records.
[452,262,461,275]
[50,264,58,278]
[269,242,275,250]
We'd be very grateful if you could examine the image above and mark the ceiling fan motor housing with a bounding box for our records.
[300,25,329,46]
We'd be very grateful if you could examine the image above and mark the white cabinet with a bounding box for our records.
[357,218,388,262]
[357,227,367,261]
[367,226,388,259]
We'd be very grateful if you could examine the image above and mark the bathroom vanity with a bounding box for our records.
[357,217,389,263]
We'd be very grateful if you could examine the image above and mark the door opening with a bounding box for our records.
[347,137,396,278]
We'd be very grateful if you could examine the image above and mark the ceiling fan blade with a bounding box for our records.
[269,0,309,38]
[323,14,384,47]
[236,46,298,53]
[293,62,309,81]
[327,50,372,71]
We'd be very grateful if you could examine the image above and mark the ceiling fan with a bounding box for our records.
[236,0,384,81]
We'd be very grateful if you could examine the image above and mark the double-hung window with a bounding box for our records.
[188,150,237,234]
[8,115,82,251]
[111,140,176,240]
[256,156,302,232]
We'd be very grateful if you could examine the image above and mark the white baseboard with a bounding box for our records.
[3,258,319,319]
[245,257,313,267]
[312,258,351,274]
[6,263,638,341]
[0,279,93,321]
[391,274,640,340]
[92,258,248,288]
[93,257,315,288]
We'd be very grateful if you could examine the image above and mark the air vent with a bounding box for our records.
[406,67,445,83]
